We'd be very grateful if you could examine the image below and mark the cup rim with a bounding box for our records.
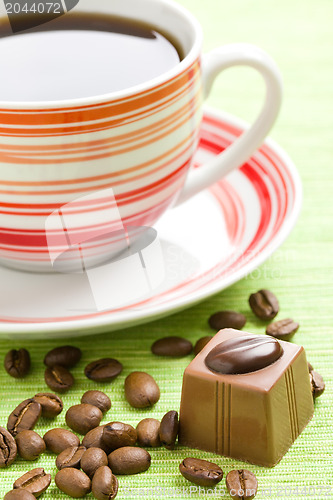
[0,0,203,110]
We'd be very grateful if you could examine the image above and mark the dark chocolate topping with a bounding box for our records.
[205,334,283,374]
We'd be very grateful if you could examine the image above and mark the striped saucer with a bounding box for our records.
[0,107,302,339]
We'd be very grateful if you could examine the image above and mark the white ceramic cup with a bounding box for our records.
[0,0,282,272]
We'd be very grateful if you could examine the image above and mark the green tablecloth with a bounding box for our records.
[0,0,332,498]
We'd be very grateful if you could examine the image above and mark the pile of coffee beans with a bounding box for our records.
[1,344,182,498]
[1,343,173,499]
[1,288,326,500]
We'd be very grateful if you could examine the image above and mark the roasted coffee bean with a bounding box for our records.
[226,469,258,500]
[4,490,36,500]
[124,371,160,408]
[0,426,17,468]
[310,370,325,399]
[56,445,87,470]
[84,358,123,383]
[82,426,110,453]
[81,390,111,414]
[44,345,82,368]
[7,399,41,437]
[179,457,223,486]
[151,336,193,357]
[66,404,103,435]
[13,467,51,497]
[33,392,63,418]
[193,336,213,356]
[92,466,118,500]
[43,428,80,454]
[266,318,299,340]
[15,430,46,461]
[102,422,137,451]
[4,349,31,378]
[55,468,91,498]
[136,418,161,447]
[108,446,151,475]
[249,289,279,320]
[208,311,246,331]
[81,447,108,478]
[44,364,74,393]
[159,410,179,450]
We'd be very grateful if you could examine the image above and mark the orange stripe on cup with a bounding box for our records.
[0,61,201,126]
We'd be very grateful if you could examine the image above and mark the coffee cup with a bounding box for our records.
[0,0,282,272]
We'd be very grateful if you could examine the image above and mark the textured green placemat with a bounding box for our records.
[1,0,333,498]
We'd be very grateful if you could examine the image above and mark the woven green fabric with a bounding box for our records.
[1,0,332,498]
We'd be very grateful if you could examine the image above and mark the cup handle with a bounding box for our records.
[175,43,283,205]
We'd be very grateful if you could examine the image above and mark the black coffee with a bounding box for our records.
[0,12,182,101]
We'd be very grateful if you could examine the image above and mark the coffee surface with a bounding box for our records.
[0,12,181,101]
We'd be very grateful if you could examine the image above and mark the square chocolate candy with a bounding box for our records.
[179,329,314,467]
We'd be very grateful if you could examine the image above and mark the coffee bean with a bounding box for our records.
[193,336,213,356]
[56,445,87,470]
[82,426,110,453]
[4,349,31,378]
[15,430,46,461]
[108,446,151,475]
[226,469,258,500]
[7,399,41,437]
[179,457,223,486]
[66,404,103,435]
[136,418,161,447]
[102,422,137,451]
[13,467,51,497]
[159,410,179,450]
[84,358,123,383]
[151,336,193,357]
[0,426,17,468]
[81,390,111,414]
[249,289,279,320]
[308,361,314,372]
[310,370,325,399]
[4,490,36,500]
[124,371,160,408]
[208,311,246,331]
[92,466,118,500]
[81,447,108,478]
[55,468,91,498]
[266,318,299,340]
[43,428,80,454]
[33,392,63,418]
[44,345,82,368]
[44,365,74,393]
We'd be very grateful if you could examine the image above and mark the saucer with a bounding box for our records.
[0,107,302,339]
